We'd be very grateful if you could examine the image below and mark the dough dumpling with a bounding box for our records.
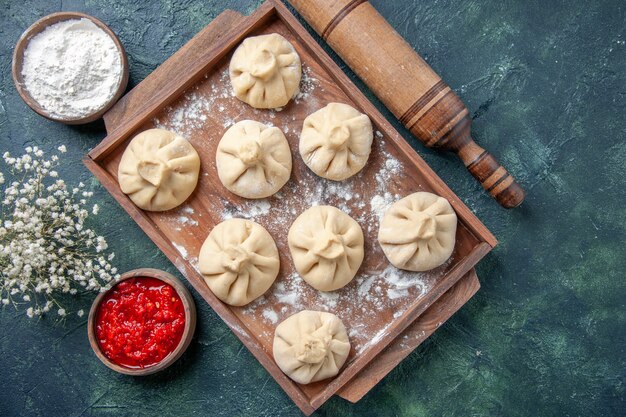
[378,192,457,271]
[229,33,301,109]
[118,129,200,211]
[216,120,292,199]
[288,206,364,291]
[300,103,373,181]
[273,310,350,384]
[198,219,279,306]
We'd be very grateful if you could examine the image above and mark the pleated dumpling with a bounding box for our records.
[229,33,302,109]
[118,129,200,211]
[300,102,373,181]
[288,206,364,291]
[273,310,351,384]
[198,219,280,306]
[216,120,292,199]
[378,192,457,271]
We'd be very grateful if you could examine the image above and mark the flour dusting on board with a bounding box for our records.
[295,66,318,103]
[153,66,319,136]
[150,57,447,357]
[221,199,271,220]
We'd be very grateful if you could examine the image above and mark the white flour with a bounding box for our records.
[295,66,318,103]
[221,199,271,220]
[21,18,122,119]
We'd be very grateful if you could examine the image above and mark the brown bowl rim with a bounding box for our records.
[11,11,129,125]
[87,268,197,376]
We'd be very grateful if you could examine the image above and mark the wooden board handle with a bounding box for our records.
[288,0,525,208]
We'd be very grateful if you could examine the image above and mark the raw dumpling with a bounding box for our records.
[299,102,373,181]
[216,120,292,199]
[198,219,279,306]
[288,206,364,291]
[229,33,301,109]
[273,310,350,384]
[378,192,457,271]
[118,128,200,211]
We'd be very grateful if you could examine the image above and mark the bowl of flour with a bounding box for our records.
[12,12,129,124]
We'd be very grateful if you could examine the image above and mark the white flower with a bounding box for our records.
[77,309,84,317]
[57,145,67,153]
[0,145,117,319]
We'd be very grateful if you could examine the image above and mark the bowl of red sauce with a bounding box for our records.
[88,268,196,375]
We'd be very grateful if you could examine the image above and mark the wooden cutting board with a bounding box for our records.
[90,1,496,414]
[102,5,483,406]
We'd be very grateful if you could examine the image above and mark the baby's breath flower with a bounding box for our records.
[0,146,117,319]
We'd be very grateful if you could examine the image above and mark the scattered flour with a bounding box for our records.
[177,216,198,226]
[181,205,195,215]
[221,199,271,220]
[154,91,213,136]
[274,273,305,307]
[262,309,279,324]
[381,264,429,298]
[172,242,188,259]
[154,65,319,137]
[371,193,394,220]
[358,325,392,353]
[295,65,318,103]
[318,291,340,309]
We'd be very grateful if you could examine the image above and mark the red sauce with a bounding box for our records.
[95,277,186,369]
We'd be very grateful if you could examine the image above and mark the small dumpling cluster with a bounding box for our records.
[115,31,460,387]
[219,33,374,199]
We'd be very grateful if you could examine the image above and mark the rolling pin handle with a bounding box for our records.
[457,137,525,208]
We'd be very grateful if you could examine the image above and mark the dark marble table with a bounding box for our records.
[1,1,624,416]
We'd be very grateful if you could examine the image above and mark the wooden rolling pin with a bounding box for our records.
[288,0,525,208]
